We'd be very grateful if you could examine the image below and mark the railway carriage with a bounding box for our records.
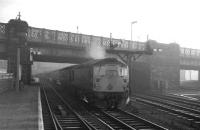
[50,58,129,108]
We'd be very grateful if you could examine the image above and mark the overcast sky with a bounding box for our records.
[0,0,200,49]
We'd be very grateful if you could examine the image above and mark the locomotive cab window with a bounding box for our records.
[106,70,118,76]
[119,66,128,76]
[93,65,106,76]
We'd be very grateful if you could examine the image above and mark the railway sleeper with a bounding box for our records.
[107,111,157,129]
[156,109,196,128]
[191,121,200,129]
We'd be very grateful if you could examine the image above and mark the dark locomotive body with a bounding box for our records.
[50,58,129,108]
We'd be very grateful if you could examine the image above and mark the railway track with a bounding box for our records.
[52,87,115,130]
[67,96,167,130]
[89,107,167,130]
[86,107,136,130]
[106,109,167,130]
[150,94,200,110]
[42,81,128,130]
[132,94,200,129]
[55,84,168,129]
[41,84,93,130]
[41,80,168,130]
[40,88,58,130]
[133,94,200,116]
[54,85,136,130]
[67,98,167,130]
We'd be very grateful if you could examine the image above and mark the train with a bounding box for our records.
[47,58,130,108]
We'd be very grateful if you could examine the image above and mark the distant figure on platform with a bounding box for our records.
[19,80,24,90]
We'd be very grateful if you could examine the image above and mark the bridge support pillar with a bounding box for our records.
[127,56,133,95]
[7,47,32,85]
[20,46,32,84]
[5,17,30,89]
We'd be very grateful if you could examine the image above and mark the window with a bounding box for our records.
[119,67,128,76]
[180,69,199,81]
[106,70,118,76]
[93,66,106,76]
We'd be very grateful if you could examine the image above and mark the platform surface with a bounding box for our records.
[0,86,39,130]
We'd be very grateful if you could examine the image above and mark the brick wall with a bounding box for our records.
[131,41,180,93]
[131,62,151,94]
[149,43,180,90]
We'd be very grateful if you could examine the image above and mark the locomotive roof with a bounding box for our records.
[61,58,127,70]
[82,58,126,66]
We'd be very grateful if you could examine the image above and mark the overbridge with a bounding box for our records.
[0,22,148,63]
[0,18,199,91]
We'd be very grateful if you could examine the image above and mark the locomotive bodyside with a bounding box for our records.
[72,66,93,91]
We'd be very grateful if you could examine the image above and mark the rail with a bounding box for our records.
[147,94,200,110]
[132,95,200,129]
[41,81,93,130]
[40,86,61,130]
[46,78,167,129]
[104,109,168,130]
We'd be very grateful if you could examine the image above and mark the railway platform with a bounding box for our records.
[0,85,43,130]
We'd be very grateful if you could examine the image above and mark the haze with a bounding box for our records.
[0,0,200,49]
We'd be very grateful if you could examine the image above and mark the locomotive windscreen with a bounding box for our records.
[119,66,128,76]
[93,64,127,76]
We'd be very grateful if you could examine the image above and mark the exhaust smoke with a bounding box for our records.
[88,43,105,59]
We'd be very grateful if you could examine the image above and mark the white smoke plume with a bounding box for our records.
[88,43,105,59]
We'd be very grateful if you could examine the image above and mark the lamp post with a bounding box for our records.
[131,21,137,41]
[129,21,137,96]
[77,26,79,33]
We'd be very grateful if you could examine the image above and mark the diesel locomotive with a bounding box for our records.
[49,58,129,108]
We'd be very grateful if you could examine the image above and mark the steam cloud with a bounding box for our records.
[89,43,105,59]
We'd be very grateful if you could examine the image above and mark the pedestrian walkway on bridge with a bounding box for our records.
[0,85,42,130]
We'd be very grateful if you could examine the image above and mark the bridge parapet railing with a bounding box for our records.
[180,47,200,59]
[28,27,145,51]
[0,22,146,51]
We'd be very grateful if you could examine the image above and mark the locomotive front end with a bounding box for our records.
[93,59,129,108]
